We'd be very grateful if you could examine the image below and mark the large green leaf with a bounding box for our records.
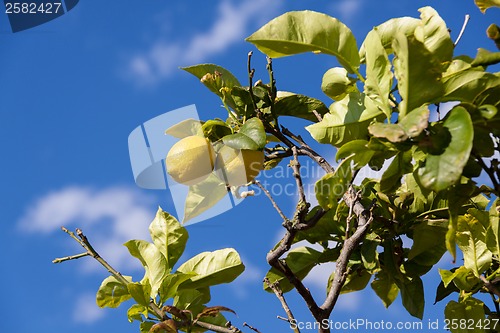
[274,93,329,122]
[486,199,500,255]
[149,208,188,270]
[335,140,374,170]
[414,7,453,67]
[306,92,379,147]
[440,61,500,103]
[475,0,500,13]
[159,272,196,304]
[246,11,360,74]
[457,214,493,277]
[315,158,352,210]
[322,67,358,100]
[471,48,500,67]
[392,33,444,117]
[182,64,241,97]
[222,118,266,150]
[363,29,392,120]
[369,105,430,143]
[444,298,486,333]
[124,240,168,298]
[416,106,474,192]
[96,275,133,308]
[408,221,447,266]
[371,270,399,308]
[183,173,228,223]
[128,282,152,307]
[264,246,323,293]
[173,288,211,312]
[178,248,244,289]
[400,277,425,319]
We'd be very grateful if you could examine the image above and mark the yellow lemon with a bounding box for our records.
[166,136,216,185]
[215,146,265,186]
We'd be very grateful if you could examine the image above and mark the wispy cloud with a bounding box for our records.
[18,186,156,271]
[126,0,280,85]
[330,0,363,22]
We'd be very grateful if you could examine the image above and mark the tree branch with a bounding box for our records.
[254,180,288,222]
[264,278,301,333]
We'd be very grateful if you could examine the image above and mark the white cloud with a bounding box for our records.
[330,0,363,22]
[18,186,156,271]
[127,0,280,85]
[230,257,263,299]
[72,293,105,324]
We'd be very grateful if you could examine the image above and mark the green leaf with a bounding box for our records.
[414,7,454,67]
[486,199,500,255]
[445,298,486,333]
[222,118,266,150]
[124,240,168,298]
[246,11,360,74]
[380,150,413,193]
[416,106,474,192]
[127,304,148,323]
[328,269,372,294]
[96,275,133,308]
[274,93,329,122]
[149,208,188,270]
[140,321,155,333]
[371,270,399,308]
[369,105,429,143]
[165,119,203,139]
[178,248,245,289]
[392,33,444,117]
[322,67,358,100]
[306,92,379,147]
[457,213,493,277]
[182,64,241,97]
[264,246,323,293]
[159,272,196,304]
[440,63,500,103]
[439,267,481,292]
[336,140,374,170]
[434,280,459,304]
[128,282,152,307]
[173,288,211,312]
[360,17,420,59]
[475,0,500,13]
[361,236,380,273]
[183,173,228,223]
[315,158,352,210]
[201,120,232,142]
[472,48,500,67]
[408,221,447,266]
[363,29,392,120]
[400,277,425,319]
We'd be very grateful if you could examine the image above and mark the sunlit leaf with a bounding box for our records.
[315,158,352,210]
[486,199,500,255]
[246,11,360,74]
[149,208,188,270]
[183,173,228,223]
[471,48,500,67]
[96,275,133,308]
[159,272,197,303]
[392,33,444,117]
[328,269,372,294]
[475,0,500,13]
[182,64,241,97]
[222,118,266,150]
[322,67,358,100]
[128,282,152,307]
[178,248,245,289]
[416,106,474,192]
[165,119,203,139]
[124,240,168,298]
[457,213,492,277]
[127,304,148,323]
[336,140,374,169]
[371,270,399,308]
[363,29,392,120]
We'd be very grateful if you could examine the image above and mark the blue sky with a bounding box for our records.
[1,1,499,332]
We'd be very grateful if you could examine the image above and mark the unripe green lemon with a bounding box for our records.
[165,136,216,185]
[321,67,357,100]
[215,146,265,186]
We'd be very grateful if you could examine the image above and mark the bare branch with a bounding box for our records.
[312,110,323,122]
[264,278,300,333]
[480,275,500,298]
[52,252,89,263]
[244,322,263,333]
[254,180,288,222]
[247,51,258,112]
[454,14,470,46]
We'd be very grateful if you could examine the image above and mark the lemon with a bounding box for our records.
[166,136,216,185]
[215,146,265,186]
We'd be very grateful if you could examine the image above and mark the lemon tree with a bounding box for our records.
[165,135,216,186]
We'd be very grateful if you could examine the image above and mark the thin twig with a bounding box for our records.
[264,278,300,333]
[454,14,470,46]
[195,321,239,333]
[312,110,323,122]
[247,51,258,112]
[474,153,500,194]
[243,322,262,333]
[254,180,288,222]
[291,147,306,205]
[52,252,89,263]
